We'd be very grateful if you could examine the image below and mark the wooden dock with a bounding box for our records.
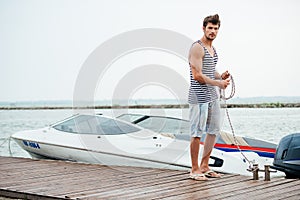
[0,156,299,200]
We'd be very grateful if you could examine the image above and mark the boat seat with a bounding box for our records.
[220,131,249,146]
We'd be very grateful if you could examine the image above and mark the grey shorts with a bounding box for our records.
[189,99,221,137]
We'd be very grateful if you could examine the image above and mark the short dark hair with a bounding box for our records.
[203,14,221,28]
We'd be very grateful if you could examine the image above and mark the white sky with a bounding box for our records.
[1,0,300,102]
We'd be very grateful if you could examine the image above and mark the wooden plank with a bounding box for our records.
[1,156,300,200]
[250,180,300,200]
[150,176,289,200]
[280,194,300,200]
[88,174,240,199]
[202,179,300,200]
[0,156,34,165]
[0,189,64,200]
[204,178,295,200]
[69,171,189,199]
[263,184,300,200]
[3,158,178,198]
[26,168,167,196]
[4,169,108,190]
[0,164,107,188]
[129,175,246,200]
[1,161,101,178]
[62,169,189,199]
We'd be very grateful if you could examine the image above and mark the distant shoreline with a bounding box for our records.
[1,103,300,110]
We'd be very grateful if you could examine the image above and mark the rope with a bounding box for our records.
[0,136,14,157]
[8,137,13,156]
[0,137,10,147]
[220,75,254,170]
[220,75,236,100]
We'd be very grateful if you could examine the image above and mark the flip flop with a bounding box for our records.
[203,170,222,178]
[189,173,208,181]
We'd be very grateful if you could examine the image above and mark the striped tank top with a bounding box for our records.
[188,40,219,104]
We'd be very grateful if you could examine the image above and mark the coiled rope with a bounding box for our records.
[220,75,254,170]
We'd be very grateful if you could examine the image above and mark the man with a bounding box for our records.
[188,14,230,181]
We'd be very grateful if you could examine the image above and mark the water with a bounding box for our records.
[221,108,300,143]
[1,108,300,158]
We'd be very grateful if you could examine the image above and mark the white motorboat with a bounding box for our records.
[12,113,281,176]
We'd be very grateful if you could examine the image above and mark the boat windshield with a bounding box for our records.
[53,115,141,135]
[117,114,190,139]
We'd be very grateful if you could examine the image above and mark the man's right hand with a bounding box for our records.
[218,79,230,89]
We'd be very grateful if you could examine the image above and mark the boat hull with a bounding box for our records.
[12,128,280,176]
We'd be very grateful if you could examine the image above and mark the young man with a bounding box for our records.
[188,14,230,181]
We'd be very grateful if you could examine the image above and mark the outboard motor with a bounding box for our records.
[272,133,300,178]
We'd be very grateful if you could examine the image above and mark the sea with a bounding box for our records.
[1,97,300,159]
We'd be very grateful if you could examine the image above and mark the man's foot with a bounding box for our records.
[189,173,209,181]
[203,170,222,178]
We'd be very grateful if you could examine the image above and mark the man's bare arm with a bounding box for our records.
[189,44,229,89]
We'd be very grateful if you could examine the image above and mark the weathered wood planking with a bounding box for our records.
[0,156,299,200]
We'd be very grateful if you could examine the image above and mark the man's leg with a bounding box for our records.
[190,137,201,173]
[200,134,221,177]
[200,134,216,172]
[200,100,222,177]
[189,104,208,180]
[190,137,208,180]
